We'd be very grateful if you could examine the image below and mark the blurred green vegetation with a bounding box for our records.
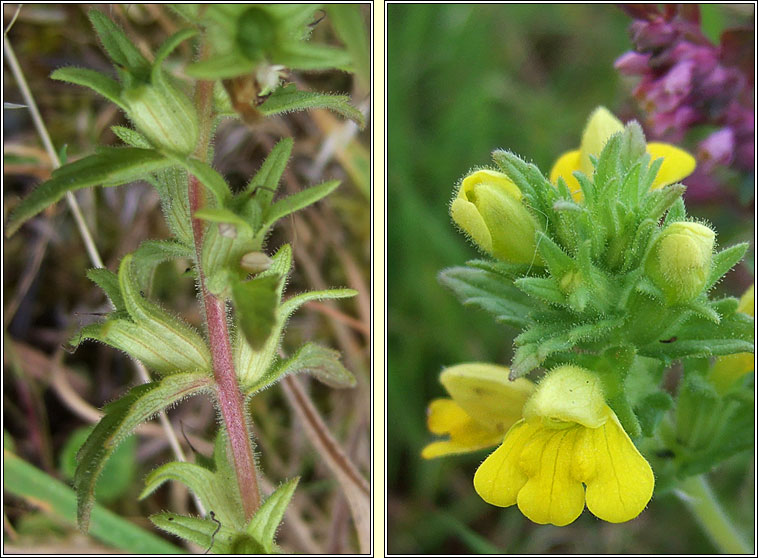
[387,4,754,554]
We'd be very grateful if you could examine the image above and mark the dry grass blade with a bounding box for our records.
[280,375,370,554]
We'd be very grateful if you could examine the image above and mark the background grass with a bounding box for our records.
[387,4,754,554]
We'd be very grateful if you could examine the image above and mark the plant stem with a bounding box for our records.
[189,176,260,520]
[188,70,260,519]
[677,474,751,554]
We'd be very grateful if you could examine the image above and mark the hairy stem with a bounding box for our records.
[678,474,751,554]
[190,177,260,519]
[189,74,260,519]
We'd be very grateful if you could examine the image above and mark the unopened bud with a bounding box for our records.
[122,79,199,155]
[450,169,539,264]
[646,221,715,304]
[240,251,273,274]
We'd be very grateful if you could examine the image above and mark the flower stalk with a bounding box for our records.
[677,475,751,554]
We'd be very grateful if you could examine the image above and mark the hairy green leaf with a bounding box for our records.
[132,239,194,292]
[259,84,365,128]
[60,426,136,504]
[185,53,253,80]
[111,125,152,148]
[246,137,293,203]
[261,180,340,232]
[439,266,533,329]
[75,372,213,532]
[51,67,125,109]
[6,149,170,236]
[147,166,193,246]
[232,275,280,350]
[663,196,686,225]
[641,184,686,223]
[116,254,211,373]
[706,242,749,291]
[151,513,237,554]
[87,10,149,77]
[176,158,232,203]
[194,207,254,235]
[152,28,198,80]
[639,307,754,361]
[279,287,358,319]
[244,342,355,394]
[86,268,126,313]
[514,276,567,306]
[535,231,575,278]
[274,41,353,72]
[245,477,299,553]
[141,433,244,530]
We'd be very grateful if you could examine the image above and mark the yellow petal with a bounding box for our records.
[461,169,522,202]
[422,436,500,459]
[422,398,504,459]
[708,352,755,395]
[426,398,469,435]
[579,106,624,176]
[473,420,536,507]
[440,363,534,433]
[581,414,654,523]
[450,196,493,254]
[646,142,696,189]
[737,285,754,316]
[549,150,583,201]
[516,425,586,526]
[522,365,609,428]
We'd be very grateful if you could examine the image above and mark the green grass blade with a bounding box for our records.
[3,450,183,554]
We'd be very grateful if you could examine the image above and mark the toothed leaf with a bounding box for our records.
[246,137,293,203]
[75,372,213,532]
[6,149,170,236]
[261,180,340,231]
[439,266,533,329]
[244,342,355,394]
[259,84,365,128]
[51,67,125,109]
[244,478,299,553]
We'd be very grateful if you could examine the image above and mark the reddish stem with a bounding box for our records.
[189,175,260,520]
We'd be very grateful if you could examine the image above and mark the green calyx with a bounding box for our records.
[122,79,199,155]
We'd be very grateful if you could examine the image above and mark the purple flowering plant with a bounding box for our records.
[615,4,754,201]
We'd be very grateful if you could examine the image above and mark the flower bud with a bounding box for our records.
[450,169,539,264]
[122,79,199,155]
[645,221,715,304]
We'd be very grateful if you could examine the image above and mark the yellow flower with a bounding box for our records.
[450,170,541,264]
[422,363,534,459]
[708,285,755,394]
[549,106,696,201]
[474,365,654,526]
